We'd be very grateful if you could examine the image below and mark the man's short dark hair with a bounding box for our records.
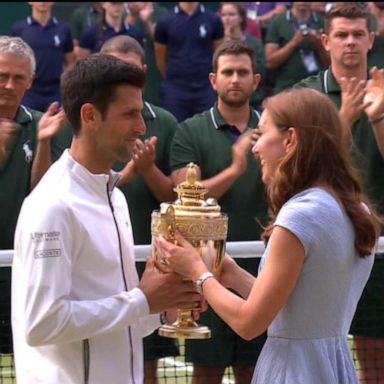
[100,35,145,65]
[325,2,372,33]
[212,40,257,74]
[61,53,145,135]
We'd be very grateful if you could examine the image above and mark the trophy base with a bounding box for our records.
[158,324,211,339]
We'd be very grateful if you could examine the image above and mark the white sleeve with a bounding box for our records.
[12,199,154,346]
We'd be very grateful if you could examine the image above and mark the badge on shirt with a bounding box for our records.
[54,34,61,47]
[22,140,33,163]
[199,24,207,38]
[300,50,319,74]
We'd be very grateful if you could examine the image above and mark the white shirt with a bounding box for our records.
[12,150,160,384]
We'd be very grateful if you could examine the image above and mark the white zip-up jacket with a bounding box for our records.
[12,150,160,384]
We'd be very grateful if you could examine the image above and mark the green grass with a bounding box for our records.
[0,354,15,384]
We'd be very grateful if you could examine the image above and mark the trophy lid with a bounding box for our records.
[152,163,228,241]
[168,162,221,217]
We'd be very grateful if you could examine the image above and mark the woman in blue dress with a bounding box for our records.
[155,87,382,384]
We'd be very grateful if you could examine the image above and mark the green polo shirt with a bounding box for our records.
[295,69,384,219]
[170,103,268,241]
[114,102,177,244]
[130,3,168,106]
[368,34,384,70]
[245,34,266,108]
[265,10,325,93]
[0,106,42,249]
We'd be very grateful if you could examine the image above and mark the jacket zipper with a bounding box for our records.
[106,184,136,384]
[83,339,89,384]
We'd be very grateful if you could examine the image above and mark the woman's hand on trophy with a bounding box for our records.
[155,231,208,282]
[139,256,202,313]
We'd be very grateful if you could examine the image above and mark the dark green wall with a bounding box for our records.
[0,3,30,35]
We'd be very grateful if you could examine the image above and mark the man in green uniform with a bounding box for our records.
[0,36,65,357]
[100,35,179,384]
[170,40,269,384]
[295,3,384,382]
[265,1,329,94]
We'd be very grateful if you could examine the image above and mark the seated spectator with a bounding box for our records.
[10,2,74,112]
[76,2,143,60]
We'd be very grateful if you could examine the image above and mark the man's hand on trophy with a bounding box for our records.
[155,231,208,282]
[138,256,202,314]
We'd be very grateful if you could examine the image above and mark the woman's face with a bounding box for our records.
[252,109,289,185]
[220,3,242,30]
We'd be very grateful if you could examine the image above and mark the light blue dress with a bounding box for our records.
[252,188,374,384]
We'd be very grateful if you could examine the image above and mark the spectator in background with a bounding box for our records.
[218,2,266,110]
[70,2,103,57]
[368,2,384,68]
[154,2,224,122]
[100,35,180,384]
[76,2,143,61]
[124,2,168,106]
[170,39,268,384]
[265,1,329,94]
[0,34,65,366]
[294,3,384,381]
[10,2,74,112]
[245,2,290,40]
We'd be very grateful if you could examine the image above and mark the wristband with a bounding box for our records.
[369,113,384,125]
[195,272,215,294]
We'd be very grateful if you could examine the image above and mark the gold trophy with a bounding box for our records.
[151,163,228,339]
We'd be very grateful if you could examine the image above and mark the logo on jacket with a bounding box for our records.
[22,140,33,163]
[199,24,207,38]
[54,34,61,47]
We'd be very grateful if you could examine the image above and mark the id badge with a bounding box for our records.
[300,50,319,74]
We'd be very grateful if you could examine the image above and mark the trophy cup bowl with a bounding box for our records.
[151,163,228,339]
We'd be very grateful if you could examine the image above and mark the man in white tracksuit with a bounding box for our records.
[11,54,201,384]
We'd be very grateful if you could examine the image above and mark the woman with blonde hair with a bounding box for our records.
[156,87,382,383]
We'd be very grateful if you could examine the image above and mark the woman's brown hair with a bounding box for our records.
[261,88,382,257]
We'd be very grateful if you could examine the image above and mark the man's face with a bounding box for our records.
[95,85,145,164]
[292,2,311,13]
[322,17,374,70]
[28,2,55,13]
[210,54,260,108]
[102,2,126,18]
[0,54,33,113]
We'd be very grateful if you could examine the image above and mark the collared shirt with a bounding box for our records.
[79,20,144,52]
[0,106,41,249]
[114,102,178,244]
[11,16,73,94]
[154,4,224,88]
[265,10,325,92]
[295,68,384,220]
[170,102,268,241]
